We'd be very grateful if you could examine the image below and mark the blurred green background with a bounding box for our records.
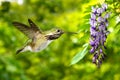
[0,0,120,80]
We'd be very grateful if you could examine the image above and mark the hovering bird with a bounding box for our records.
[13,19,77,54]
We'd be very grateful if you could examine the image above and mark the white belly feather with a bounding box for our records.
[23,40,52,52]
[34,40,52,52]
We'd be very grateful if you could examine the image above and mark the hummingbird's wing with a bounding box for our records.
[28,19,42,33]
[12,19,42,39]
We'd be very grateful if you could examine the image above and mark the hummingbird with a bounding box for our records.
[12,19,65,54]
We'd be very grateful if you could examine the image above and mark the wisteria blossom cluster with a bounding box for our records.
[90,3,110,67]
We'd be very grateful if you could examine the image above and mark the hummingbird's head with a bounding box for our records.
[54,29,64,35]
[46,28,77,40]
[46,28,64,40]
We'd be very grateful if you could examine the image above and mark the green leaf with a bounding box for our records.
[115,22,120,28]
[70,43,89,65]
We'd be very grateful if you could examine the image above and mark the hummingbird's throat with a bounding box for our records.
[46,34,62,40]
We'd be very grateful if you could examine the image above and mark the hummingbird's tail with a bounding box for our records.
[16,46,32,54]
[16,48,24,54]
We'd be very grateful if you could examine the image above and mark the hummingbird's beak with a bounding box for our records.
[64,31,78,34]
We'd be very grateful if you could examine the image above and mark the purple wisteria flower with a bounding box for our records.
[89,3,110,67]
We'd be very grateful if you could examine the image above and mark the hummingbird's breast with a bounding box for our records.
[36,40,52,52]
[31,35,52,52]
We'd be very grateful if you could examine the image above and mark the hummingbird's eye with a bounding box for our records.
[57,29,61,32]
